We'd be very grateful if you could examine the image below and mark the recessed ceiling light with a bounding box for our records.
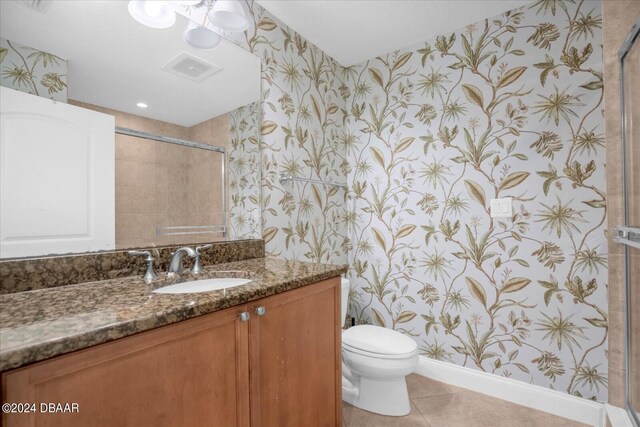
[136,102,148,108]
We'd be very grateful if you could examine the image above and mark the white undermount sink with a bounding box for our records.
[152,277,253,294]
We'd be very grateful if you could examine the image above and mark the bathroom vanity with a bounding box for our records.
[0,256,346,426]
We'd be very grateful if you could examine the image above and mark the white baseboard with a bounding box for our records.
[606,404,635,427]
[415,356,606,427]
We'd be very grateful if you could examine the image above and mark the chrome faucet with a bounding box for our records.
[168,247,197,275]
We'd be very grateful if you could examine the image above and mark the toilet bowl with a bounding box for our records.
[340,278,418,416]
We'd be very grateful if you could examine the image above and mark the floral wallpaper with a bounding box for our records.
[228,101,262,239]
[0,38,67,102]
[229,1,349,263]
[342,0,608,401]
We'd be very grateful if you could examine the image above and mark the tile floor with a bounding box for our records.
[341,374,591,427]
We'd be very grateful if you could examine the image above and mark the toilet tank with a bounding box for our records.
[341,278,350,328]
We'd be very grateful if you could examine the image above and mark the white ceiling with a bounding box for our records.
[256,0,532,66]
[0,1,261,127]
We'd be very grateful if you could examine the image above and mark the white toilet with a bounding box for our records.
[340,278,418,416]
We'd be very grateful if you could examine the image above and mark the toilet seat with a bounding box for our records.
[342,325,418,359]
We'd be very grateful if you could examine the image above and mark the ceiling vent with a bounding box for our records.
[17,0,53,13]
[162,53,222,83]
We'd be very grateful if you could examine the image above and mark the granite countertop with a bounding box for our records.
[0,257,347,371]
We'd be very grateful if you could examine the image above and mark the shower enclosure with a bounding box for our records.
[616,17,640,427]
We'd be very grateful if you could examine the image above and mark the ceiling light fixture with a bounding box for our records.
[136,102,148,108]
[128,0,248,49]
[208,0,248,32]
[128,0,176,29]
[183,21,221,49]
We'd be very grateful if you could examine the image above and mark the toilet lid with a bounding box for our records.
[342,325,417,356]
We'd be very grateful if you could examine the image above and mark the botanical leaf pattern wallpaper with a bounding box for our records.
[340,0,608,401]
[233,0,607,402]
[228,1,349,263]
[228,101,262,240]
[0,38,67,102]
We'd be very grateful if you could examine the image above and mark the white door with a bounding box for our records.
[0,87,115,258]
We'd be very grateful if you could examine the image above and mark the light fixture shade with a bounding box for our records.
[128,1,176,29]
[183,21,221,49]
[208,0,248,32]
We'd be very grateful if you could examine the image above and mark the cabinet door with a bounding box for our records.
[249,277,341,427]
[2,305,250,427]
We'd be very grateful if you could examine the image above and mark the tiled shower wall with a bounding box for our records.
[342,0,608,401]
[70,100,227,249]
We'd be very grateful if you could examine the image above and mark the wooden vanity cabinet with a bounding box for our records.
[1,277,341,427]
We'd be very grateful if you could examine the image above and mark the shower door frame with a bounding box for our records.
[618,17,640,427]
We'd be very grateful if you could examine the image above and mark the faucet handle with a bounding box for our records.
[191,244,212,274]
[195,244,213,255]
[128,250,157,283]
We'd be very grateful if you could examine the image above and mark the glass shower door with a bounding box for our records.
[617,18,640,427]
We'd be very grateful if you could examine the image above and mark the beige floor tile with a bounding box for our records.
[488,396,590,427]
[343,401,430,427]
[406,374,457,399]
[343,375,592,427]
[412,391,503,427]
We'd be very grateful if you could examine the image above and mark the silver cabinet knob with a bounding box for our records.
[239,311,250,322]
[255,306,266,316]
